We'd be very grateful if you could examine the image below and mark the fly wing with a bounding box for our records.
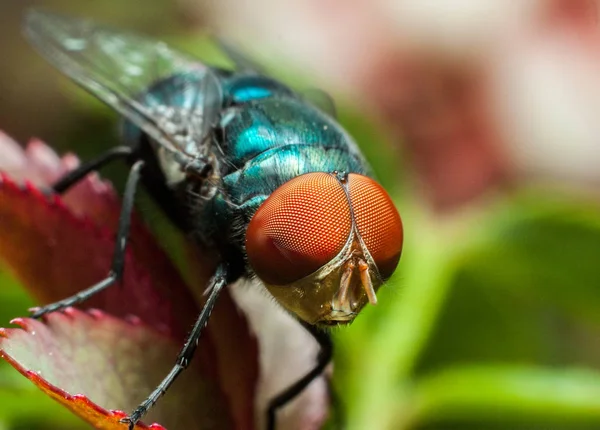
[24,9,222,156]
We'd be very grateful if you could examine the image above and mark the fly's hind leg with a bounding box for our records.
[30,158,145,318]
[266,324,333,430]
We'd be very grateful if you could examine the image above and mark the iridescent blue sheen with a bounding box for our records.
[210,74,370,234]
[224,75,290,103]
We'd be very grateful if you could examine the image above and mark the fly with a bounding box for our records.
[23,9,404,430]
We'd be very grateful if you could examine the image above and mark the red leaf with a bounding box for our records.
[0,173,198,340]
[0,137,202,337]
[0,309,233,430]
[0,136,260,429]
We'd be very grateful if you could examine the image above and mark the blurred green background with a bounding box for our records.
[2,1,600,430]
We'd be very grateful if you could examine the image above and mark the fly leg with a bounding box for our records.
[120,262,229,430]
[30,159,145,318]
[266,324,333,430]
[52,145,133,193]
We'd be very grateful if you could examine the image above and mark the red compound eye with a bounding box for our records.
[347,174,403,280]
[246,172,352,285]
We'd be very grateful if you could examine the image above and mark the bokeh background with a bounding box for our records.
[3,0,600,429]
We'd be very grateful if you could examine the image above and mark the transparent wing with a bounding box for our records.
[24,9,222,155]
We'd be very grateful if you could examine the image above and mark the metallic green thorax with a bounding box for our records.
[207,73,370,245]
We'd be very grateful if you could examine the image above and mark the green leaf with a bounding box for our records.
[419,194,600,373]
[0,386,85,429]
[406,365,600,429]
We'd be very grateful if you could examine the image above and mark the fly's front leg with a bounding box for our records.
[120,262,229,430]
[30,159,145,318]
[52,145,133,194]
[266,323,333,430]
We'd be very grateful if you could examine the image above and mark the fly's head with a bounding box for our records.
[245,172,403,326]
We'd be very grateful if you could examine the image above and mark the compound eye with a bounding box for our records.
[347,174,403,280]
[246,172,352,285]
